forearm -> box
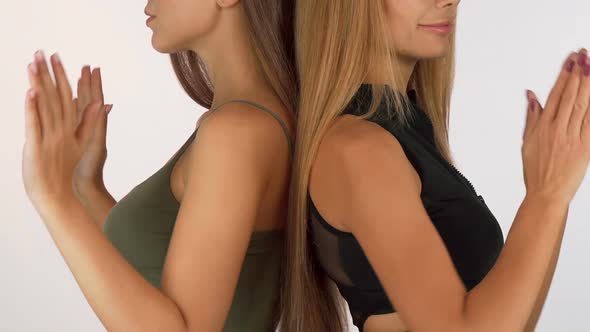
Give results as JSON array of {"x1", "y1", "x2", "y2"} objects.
[
  {"x1": 74, "y1": 182, "x2": 117, "y2": 230},
  {"x1": 522, "y1": 207, "x2": 568, "y2": 332},
  {"x1": 40, "y1": 194, "x2": 187, "y2": 332},
  {"x1": 460, "y1": 194, "x2": 569, "y2": 332}
]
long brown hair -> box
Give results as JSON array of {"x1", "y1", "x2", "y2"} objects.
[
  {"x1": 169, "y1": 1, "x2": 297, "y2": 329},
  {"x1": 169, "y1": 0, "x2": 298, "y2": 115},
  {"x1": 279, "y1": 1, "x2": 458, "y2": 331}
]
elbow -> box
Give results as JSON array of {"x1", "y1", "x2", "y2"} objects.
[
  {"x1": 144, "y1": 306, "x2": 189, "y2": 332},
  {"x1": 412, "y1": 294, "x2": 524, "y2": 332},
  {"x1": 441, "y1": 298, "x2": 521, "y2": 332},
  {"x1": 450, "y1": 321, "x2": 522, "y2": 332},
  {"x1": 450, "y1": 311, "x2": 523, "y2": 332},
  {"x1": 177, "y1": 317, "x2": 219, "y2": 332},
  {"x1": 143, "y1": 319, "x2": 187, "y2": 332}
]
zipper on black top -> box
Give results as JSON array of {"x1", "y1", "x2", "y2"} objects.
[
  {"x1": 413, "y1": 108, "x2": 485, "y2": 203},
  {"x1": 447, "y1": 161, "x2": 484, "y2": 202}
]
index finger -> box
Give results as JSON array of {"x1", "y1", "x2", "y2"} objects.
[
  {"x1": 541, "y1": 51, "x2": 578, "y2": 124},
  {"x1": 90, "y1": 67, "x2": 104, "y2": 104},
  {"x1": 78, "y1": 65, "x2": 92, "y2": 112},
  {"x1": 49, "y1": 53, "x2": 76, "y2": 127}
]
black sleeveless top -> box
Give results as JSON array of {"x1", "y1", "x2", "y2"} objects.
[{"x1": 308, "y1": 84, "x2": 505, "y2": 331}]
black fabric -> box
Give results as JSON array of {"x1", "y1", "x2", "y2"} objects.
[{"x1": 308, "y1": 84, "x2": 505, "y2": 331}]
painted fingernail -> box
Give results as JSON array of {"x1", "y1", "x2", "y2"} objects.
[
  {"x1": 529, "y1": 99, "x2": 536, "y2": 112},
  {"x1": 52, "y1": 53, "x2": 61, "y2": 64},
  {"x1": 578, "y1": 49, "x2": 587, "y2": 66},
  {"x1": 566, "y1": 59, "x2": 575, "y2": 72},
  {"x1": 584, "y1": 64, "x2": 590, "y2": 77},
  {"x1": 34, "y1": 50, "x2": 44, "y2": 62},
  {"x1": 28, "y1": 62, "x2": 38, "y2": 75}
]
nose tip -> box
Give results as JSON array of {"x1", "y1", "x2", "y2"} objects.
[{"x1": 438, "y1": 0, "x2": 460, "y2": 7}]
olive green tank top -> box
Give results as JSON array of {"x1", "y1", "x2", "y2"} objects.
[{"x1": 103, "y1": 100, "x2": 293, "y2": 331}]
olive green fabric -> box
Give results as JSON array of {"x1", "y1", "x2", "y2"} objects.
[{"x1": 103, "y1": 100, "x2": 293, "y2": 331}]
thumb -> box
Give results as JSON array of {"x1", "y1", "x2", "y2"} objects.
[
  {"x1": 523, "y1": 89, "x2": 541, "y2": 142},
  {"x1": 76, "y1": 102, "x2": 102, "y2": 145}
]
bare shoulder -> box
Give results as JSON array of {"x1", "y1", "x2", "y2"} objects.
[
  {"x1": 309, "y1": 114, "x2": 422, "y2": 232},
  {"x1": 189, "y1": 101, "x2": 292, "y2": 179},
  {"x1": 311, "y1": 117, "x2": 468, "y2": 332},
  {"x1": 199, "y1": 101, "x2": 293, "y2": 151}
]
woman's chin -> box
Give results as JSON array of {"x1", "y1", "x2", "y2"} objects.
[
  {"x1": 419, "y1": 46, "x2": 451, "y2": 60},
  {"x1": 150, "y1": 37, "x2": 177, "y2": 54}
]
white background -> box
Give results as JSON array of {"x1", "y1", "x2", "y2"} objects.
[{"x1": 2, "y1": 0, "x2": 589, "y2": 331}]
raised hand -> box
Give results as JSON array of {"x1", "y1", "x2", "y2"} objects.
[
  {"x1": 522, "y1": 48, "x2": 590, "y2": 206},
  {"x1": 23, "y1": 50, "x2": 103, "y2": 210},
  {"x1": 72, "y1": 65, "x2": 113, "y2": 194}
]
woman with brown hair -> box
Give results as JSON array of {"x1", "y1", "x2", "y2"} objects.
[
  {"x1": 280, "y1": 0, "x2": 590, "y2": 331},
  {"x1": 22, "y1": 0, "x2": 296, "y2": 331}
]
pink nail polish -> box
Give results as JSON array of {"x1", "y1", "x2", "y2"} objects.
[
  {"x1": 578, "y1": 49, "x2": 588, "y2": 66},
  {"x1": 566, "y1": 59, "x2": 575, "y2": 72},
  {"x1": 584, "y1": 64, "x2": 590, "y2": 77},
  {"x1": 529, "y1": 100, "x2": 535, "y2": 112},
  {"x1": 35, "y1": 50, "x2": 44, "y2": 61},
  {"x1": 29, "y1": 62, "x2": 38, "y2": 74},
  {"x1": 52, "y1": 53, "x2": 61, "y2": 64}
]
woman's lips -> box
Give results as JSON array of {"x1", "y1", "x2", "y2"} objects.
[
  {"x1": 418, "y1": 24, "x2": 453, "y2": 34},
  {"x1": 146, "y1": 16, "x2": 156, "y2": 26}
]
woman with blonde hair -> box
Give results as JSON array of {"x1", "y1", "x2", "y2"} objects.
[
  {"x1": 22, "y1": 0, "x2": 296, "y2": 330},
  {"x1": 280, "y1": 0, "x2": 590, "y2": 331}
]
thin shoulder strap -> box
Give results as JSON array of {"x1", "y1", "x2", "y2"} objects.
[{"x1": 209, "y1": 99, "x2": 294, "y2": 156}]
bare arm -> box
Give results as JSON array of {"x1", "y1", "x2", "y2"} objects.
[
  {"x1": 38, "y1": 103, "x2": 286, "y2": 331},
  {"x1": 71, "y1": 107, "x2": 215, "y2": 229},
  {"x1": 74, "y1": 183, "x2": 117, "y2": 230},
  {"x1": 522, "y1": 208, "x2": 568, "y2": 332},
  {"x1": 461, "y1": 193, "x2": 568, "y2": 332},
  {"x1": 311, "y1": 117, "x2": 570, "y2": 332}
]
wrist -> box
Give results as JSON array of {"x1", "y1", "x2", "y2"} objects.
[
  {"x1": 36, "y1": 188, "x2": 80, "y2": 224},
  {"x1": 523, "y1": 192, "x2": 570, "y2": 214},
  {"x1": 74, "y1": 180, "x2": 109, "y2": 201}
]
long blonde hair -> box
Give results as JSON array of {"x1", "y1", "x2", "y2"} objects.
[{"x1": 279, "y1": 1, "x2": 457, "y2": 331}]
